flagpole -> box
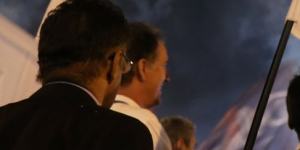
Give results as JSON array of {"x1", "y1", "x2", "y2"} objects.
[{"x1": 243, "y1": 20, "x2": 294, "y2": 150}]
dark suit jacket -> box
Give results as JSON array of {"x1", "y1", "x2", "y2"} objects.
[{"x1": 0, "y1": 83, "x2": 153, "y2": 150}]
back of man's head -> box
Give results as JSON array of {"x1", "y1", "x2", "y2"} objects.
[
  {"x1": 38, "y1": 0, "x2": 129, "y2": 85},
  {"x1": 287, "y1": 75, "x2": 300, "y2": 139},
  {"x1": 160, "y1": 116, "x2": 196, "y2": 150},
  {"x1": 120, "y1": 22, "x2": 162, "y2": 86}
]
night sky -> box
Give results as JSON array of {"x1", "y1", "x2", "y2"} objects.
[{"x1": 1, "y1": 0, "x2": 300, "y2": 144}]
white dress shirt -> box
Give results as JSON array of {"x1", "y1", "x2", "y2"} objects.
[{"x1": 111, "y1": 94, "x2": 172, "y2": 150}]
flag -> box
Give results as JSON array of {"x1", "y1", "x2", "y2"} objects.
[
  {"x1": 287, "y1": 0, "x2": 300, "y2": 39},
  {"x1": 0, "y1": 15, "x2": 40, "y2": 106},
  {"x1": 0, "y1": 0, "x2": 64, "y2": 105},
  {"x1": 199, "y1": 63, "x2": 298, "y2": 150}
]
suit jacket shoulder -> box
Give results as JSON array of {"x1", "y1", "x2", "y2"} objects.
[{"x1": 0, "y1": 83, "x2": 153, "y2": 150}]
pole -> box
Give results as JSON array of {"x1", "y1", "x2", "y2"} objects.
[{"x1": 244, "y1": 20, "x2": 294, "y2": 150}]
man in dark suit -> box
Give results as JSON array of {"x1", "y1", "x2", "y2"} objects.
[{"x1": 0, "y1": 0, "x2": 153, "y2": 149}]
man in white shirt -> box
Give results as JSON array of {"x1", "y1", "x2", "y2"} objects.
[{"x1": 111, "y1": 22, "x2": 172, "y2": 150}]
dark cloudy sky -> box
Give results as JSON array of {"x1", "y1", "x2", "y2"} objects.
[{"x1": 2, "y1": 0, "x2": 300, "y2": 144}]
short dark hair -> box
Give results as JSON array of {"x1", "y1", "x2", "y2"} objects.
[
  {"x1": 120, "y1": 22, "x2": 162, "y2": 86},
  {"x1": 160, "y1": 116, "x2": 196, "y2": 147},
  {"x1": 287, "y1": 75, "x2": 300, "y2": 138},
  {"x1": 37, "y1": 0, "x2": 129, "y2": 85}
]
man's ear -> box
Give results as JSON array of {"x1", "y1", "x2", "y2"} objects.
[
  {"x1": 136, "y1": 58, "x2": 148, "y2": 82},
  {"x1": 106, "y1": 51, "x2": 122, "y2": 84},
  {"x1": 175, "y1": 138, "x2": 186, "y2": 150}
]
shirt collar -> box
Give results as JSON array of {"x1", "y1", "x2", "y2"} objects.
[
  {"x1": 46, "y1": 81, "x2": 101, "y2": 106},
  {"x1": 115, "y1": 94, "x2": 141, "y2": 108}
]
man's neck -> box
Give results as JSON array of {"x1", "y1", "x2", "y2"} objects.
[
  {"x1": 86, "y1": 78, "x2": 108, "y2": 107},
  {"x1": 118, "y1": 87, "x2": 147, "y2": 108},
  {"x1": 47, "y1": 81, "x2": 101, "y2": 106}
]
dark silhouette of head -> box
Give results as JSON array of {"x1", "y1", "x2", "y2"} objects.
[
  {"x1": 161, "y1": 116, "x2": 197, "y2": 150},
  {"x1": 37, "y1": 0, "x2": 129, "y2": 86},
  {"x1": 287, "y1": 75, "x2": 300, "y2": 140}
]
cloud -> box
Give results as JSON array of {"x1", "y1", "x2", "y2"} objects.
[
  {"x1": 0, "y1": 0, "x2": 49, "y2": 35},
  {"x1": 114, "y1": 0, "x2": 173, "y2": 23}
]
